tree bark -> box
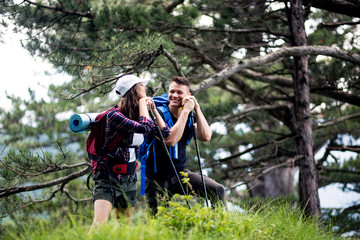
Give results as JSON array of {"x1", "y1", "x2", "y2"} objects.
[{"x1": 288, "y1": 0, "x2": 321, "y2": 218}]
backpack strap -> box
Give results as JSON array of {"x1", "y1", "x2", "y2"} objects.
[
  {"x1": 99, "y1": 107, "x2": 126, "y2": 154},
  {"x1": 139, "y1": 134, "x2": 154, "y2": 195},
  {"x1": 86, "y1": 109, "x2": 111, "y2": 157},
  {"x1": 157, "y1": 105, "x2": 178, "y2": 159}
]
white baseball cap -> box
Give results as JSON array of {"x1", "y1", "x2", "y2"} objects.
[{"x1": 114, "y1": 74, "x2": 149, "y2": 97}]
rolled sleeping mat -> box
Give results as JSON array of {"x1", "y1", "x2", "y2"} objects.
[{"x1": 69, "y1": 113, "x2": 99, "y2": 133}]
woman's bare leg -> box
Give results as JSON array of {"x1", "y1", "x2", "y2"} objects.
[{"x1": 89, "y1": 199, "x2": 113, "y2": 233}]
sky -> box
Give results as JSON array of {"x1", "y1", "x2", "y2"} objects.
[
  {"x1": 0, "y1": 27, "x2": 72, "y2": 111},
  {"x1": 1, "y1": 25, "x2": 359, "y2": 209}
]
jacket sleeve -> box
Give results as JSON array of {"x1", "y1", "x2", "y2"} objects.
[{"x1": 107, "y1": 110, "x2": 155, "y2": 134}]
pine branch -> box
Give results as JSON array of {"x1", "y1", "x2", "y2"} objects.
[
  {"x1": 314, "y1": 113, "x2": 360, "y2": 130},
  {"x1": 239, "y1": 68, "x2": 360, "y2": 107},
  {"x1": 0, "y1": 137, "x2": 18, "y2": 156},
  {"x1": 162, "y1": 48, "x2": 185, "y2": 77},
  {"x1": 164, "y1": 0, "x2": 185, "y2": 13},
  {"x1": 207, "y1": 133, "x2": 296, "y2": 168},
  {"x1": 343, "y1": 203, "x2": 360, "y2": 213},
  {"x1": 0, "y1": 139, "x2": 89, "y2": 178},
  {"x1": 322, "y1": 166, "x2": 360, "y2": 175},
  {"x1": 23, "y1": 0, "x2": 93, "y2": 18},
  {"x1": 222, "y1": 155, "x2": 303, "y2": 181},
  {"x1": 0, "y1": 166, "x2": 91, "y2": 198},
  {"x1": 65, "y1": 46, "x2": 164, "y2": 99},
  {"x1": 172, "y1": 37, "x2": 262, "y2": 103},
  {"x1": 24, "y1": 162, "x2": 91, "y2": 177},
  {"x1": 62, "y1": 188, "x2": 92, "y2": 203},
  {"x1": 64, "y1": 74, "x2": 120, "y2": 100},
  {"x1": 318, "y1": 175, "x2": 336, "y2": 187},
  {"x1": 211, "y1": 104, "x2": 288, "y2": 123},
  {"x1": 1, "y1": 185, "x2": 91, "y2": 217},
  {"x1": 230, "y1": 153, "x2": 278, "y2": 171},
  {"x1": 231, "y1": 156, "x2": 302, "y2": 185},
  {"x1": 191, "y1": 46, "x2": 360, "y2": 95},
  {"x1": 174, "y1": 25, "x2": 269, "y2": 34},
  {"x1": 1, "y1": 189, "x2": 61, "y2": 217},
  {"x1": 303, "y1": 0, "x2": 360, "y2": 17},
  {"x1": 238, "y1": 68, "x2": 293, "y2": 87},
  {"x1": 345, "y1": 0, "x2": 360, "y2": 6},
  {"x1": 320, "y1": 21, "x2": 360, "y2": 28},
  {"x1": 226, "y1": 181, "x2": 247, "y2": 191},
  {"x1": 50, "y1": 44, "x2": 107, "y2": 52},
  {"x1": 327, "y1": 144, "x2": 360, "y2": 153},
  {"x1": 175, "y1": 37, "x2": 360, "y2": 108},
  {"x1": 262, "y1": 156, "x2": 300, "y2": 174},
  {"x1": 316, "y1": 148, "x2": 331, "y2": 167}
]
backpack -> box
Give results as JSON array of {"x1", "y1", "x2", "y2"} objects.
[
  {"x1": 86, "y1": 106, "x2": 137, "y2": 176},
  {"x1": 138, "y1": 94, "x2": 193, "y2": 195}
]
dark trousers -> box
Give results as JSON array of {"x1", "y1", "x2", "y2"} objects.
[{"x1": 145, "y1": 169, "x2": 226, "y2": 215}]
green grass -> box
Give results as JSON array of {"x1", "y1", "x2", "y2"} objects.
[{"x1": 2, "y1": 196, "x2": 340, "y2": 240}]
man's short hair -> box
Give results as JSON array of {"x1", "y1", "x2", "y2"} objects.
[{"x1": 171, "y1": 76, "x2": 190, "y2": 88}]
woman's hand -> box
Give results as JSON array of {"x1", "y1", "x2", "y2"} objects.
[{"x1": 139, "y1": 97, "x2": 155, "y2": 110}]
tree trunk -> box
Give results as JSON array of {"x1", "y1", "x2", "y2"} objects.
[
  {"x1": 264, "y1": 165, "x2": 297, "y2": 197},
  {"x1": 288, "y1": 0, "x2": 321, "y2": 218},
  {"x1": 245, "y1": 1, "x2": 297, "y2": 199},
  {"x1": 248, "y1": 166, "x2": 297, "y2": 198}
]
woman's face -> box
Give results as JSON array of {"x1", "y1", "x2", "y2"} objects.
[{"x1": 136, "y1": 83, "x2": 147, "y2": 99}]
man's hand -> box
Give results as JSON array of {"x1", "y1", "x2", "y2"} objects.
[{"x1": 182, "y1": 96, "x2": 196, "y2": 112}]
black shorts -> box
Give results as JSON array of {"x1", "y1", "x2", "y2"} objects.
[{"x1": 93, "y1": 173, "x2": 137, "y2": 208}]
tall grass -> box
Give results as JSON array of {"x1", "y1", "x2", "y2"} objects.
[{"x1": 2, "y1": 196, "x2": 339, "y2": 240}]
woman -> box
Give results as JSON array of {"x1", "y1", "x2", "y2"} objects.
[{"x1": 89, "y1": 74, "x2": 169, "y2": 230}]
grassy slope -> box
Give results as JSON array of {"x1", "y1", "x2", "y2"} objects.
[{"x1": 3, "y1": 198, "x2": 339, "y2": 240}]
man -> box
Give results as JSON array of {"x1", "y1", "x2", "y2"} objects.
[{"x1": 145, "y1": 76, "x2": 225, "y2": 215}]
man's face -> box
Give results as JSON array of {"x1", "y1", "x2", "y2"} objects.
[{"x1": 168, "y1": 81, "x2": 191, "y2": 108}]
